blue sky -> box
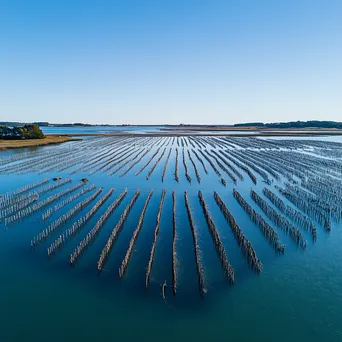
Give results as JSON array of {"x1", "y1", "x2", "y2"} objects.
[{"x1": 1, "y1": 0, "x2": 341, "y2": 124}]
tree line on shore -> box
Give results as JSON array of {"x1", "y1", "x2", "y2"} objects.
[
  {"x1": 0, "y1": 124, "x2": 45, "y2": 140},
  {"x1": 234, "y1": 120, "x2": 342, "y2": 129}
]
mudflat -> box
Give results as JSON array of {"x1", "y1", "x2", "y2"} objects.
[{"x1": 0, "y1": 135, "x2": 80, "y2": 150}]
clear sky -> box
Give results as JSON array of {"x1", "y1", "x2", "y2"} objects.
[{"x1": 1, "y1": 0, "x2": 341, "y2": 125}]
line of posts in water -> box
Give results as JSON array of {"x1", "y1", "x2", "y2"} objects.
[
  {"x1": 233, "y1": 189, "x2": 285, "y2": 253},
  {"x1": 184, "y1": 191, "x2": 206, "y2": 296},
  {"x1": 47, "y1": 188, "x2": 114, "y2": 257},
  {"x1": 5, "y1": 179, "x2": 78, "y2": 225},
  {"x1": 98, "y1": 189, "x2": 141, "y2": 272},
  {"x1": 199, "y1": 191, "x2": 235, "y2": 283},
  {"x1": 146, "y1": 190, "x2": 166, "y2": 289},
  {"x1": 119, "y1": 190, "x2": 153, "y2": 278},
  {"x1": 32, "y1": 187, "x2": 103, "y2": 247},
  {"x1": 263, "y1": 187, "x2": 317, "y2": 241},
  {"x1": 69, "y1": 188, "x2": 128, "y2": 265},
  {"x1": 42, "y1": 184, "x2": 96, "y2": 221},
  {"x1": 250, "y1": 189, "x2": 306, "y2": 249},
  {"x1": 146, "y1": 148, "x2": 167, "y2": 180},
  {"x1": 161, "y1": 148, "x2": 172, "y2": 182},
  {"x1": 171, "y1": 191, "x2": 177, "y2": 295},
  {"x1": 214, "y1": 191, "x2": 262, "y2": 273}
]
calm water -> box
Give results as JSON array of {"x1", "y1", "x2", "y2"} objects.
[
  {"x1": 41, "y1": 125, "x2": 342, "y2": 137},
  {"x1": 41, "y1": 125, "x2": 164, "y2": 135},
  {"x1": 261, "y1": 135, "x2": 342, "y2": 143},
  {"x1": 1, "y1": 137, "x2": 342, "y2": 342},
  {"x1": 41, "y1": 125, "x2": 260, "y2": 135}
]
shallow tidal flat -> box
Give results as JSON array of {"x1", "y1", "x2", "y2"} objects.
[
  {"x1": 1, "y1": 135, "x2": 342, "y2": 341},
  {"x1": 0, "y1": 135, "x2": 78, "y2": 150}
]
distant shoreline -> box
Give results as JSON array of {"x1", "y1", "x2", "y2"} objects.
[
  {"x1": 3, "y1": 120, "x2": 342, "y2": 131},
  {"x1": 68, "y1": 131, "x2": 342, "y2": 137},
  {"x1": 1, "y1": 130, "x2": 342, "y2": 150},
  {"x1": 161, "y1": 126, "x2": 342, "y2": 132}
]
